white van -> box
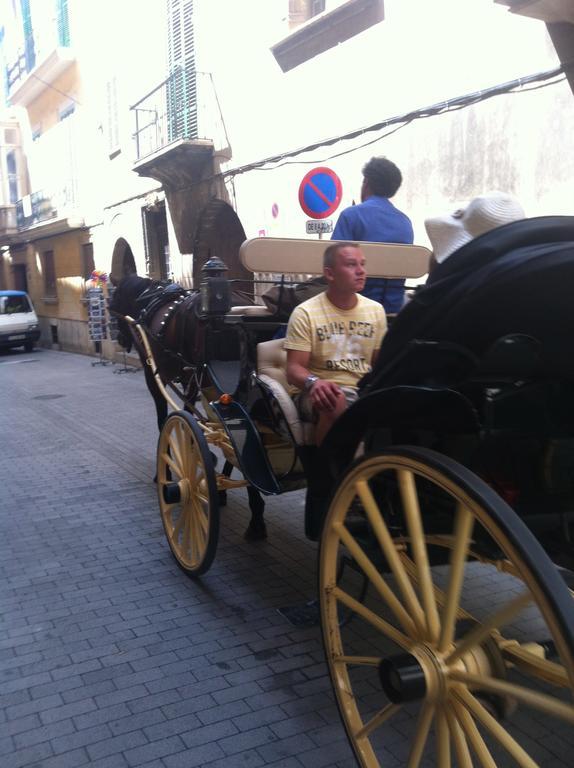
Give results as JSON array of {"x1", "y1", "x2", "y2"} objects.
[{"x1": 0, "y1": 291, "x2": 41, "y2": 352}]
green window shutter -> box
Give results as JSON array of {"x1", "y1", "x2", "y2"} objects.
[
  {"x1": 166, "y1": 0, "x2": 197, "y2": 141},
  {"x1": 56, "y1": 0, "x2": 70, "y2": 47},
  {"x1": 20, "y1": 0, "x2": 35, "y2": 71}
]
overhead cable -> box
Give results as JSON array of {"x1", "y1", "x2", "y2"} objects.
[{"x1": 221, "y1": 64, "x2": 566, "y2": 178}]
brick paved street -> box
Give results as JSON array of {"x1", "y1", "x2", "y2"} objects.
[
  {"x1": 0, "y1": 347, "x2": 357, "y2": 768},
  {"x1": 0, "y1": 347, "x2": 571, "y2": 768}
]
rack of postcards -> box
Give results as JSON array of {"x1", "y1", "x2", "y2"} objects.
[
  {"x1": 87, "y1": 287, "x2": 107, "y2": 342},
  {"x1": 87, "y1": 271, "x2": 111, "y2": 366}
]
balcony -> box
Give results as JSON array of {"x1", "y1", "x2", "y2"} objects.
[
  {"x1": 131, "y1": 68, "x2": 221, "y2": 188},
  {"x1": 8, "y1": 46, "x2": 75, "y2": 108},
  {"x1": 494, "y1": 1, "x2": 574, "y2": 94},
  {"x1": 271, "y1": 0, "x2": 385, "y2": 72},
  {"x1": 16, "y1": 183, "x2": 77, "y2": 229},
  {"x1": 12, "y1": 116, "x2": 83, "y2": 238},
  {"x1": 494, "y1": 0, "x2": 574, "y2": 23}
]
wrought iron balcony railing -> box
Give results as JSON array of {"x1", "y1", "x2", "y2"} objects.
[
  {"x1": 6, "y1": 51, "x2": 30, "y2": 91},
  {"x1": 131, "y1": 68, "x2": 226, "y2": 161},
  {"x1": 16, "y1": 182, "x2": 76, "y2": 229}
]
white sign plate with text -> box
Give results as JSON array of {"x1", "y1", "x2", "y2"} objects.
[{"x1": 306, "y1": 219, "x2": 333, "y2": 235}]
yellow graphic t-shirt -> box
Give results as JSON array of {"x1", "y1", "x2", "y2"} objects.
[{"x1": 284, "y1": 292, "x2": 387, "y2": 389}]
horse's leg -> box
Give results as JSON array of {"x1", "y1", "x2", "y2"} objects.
[
  {"x1": 245, "y1": 486, "x2": 267, "y2": 541},
  {"x1": 218, "y1": 460, "x2": 233, "y2": 507},
  {"x1": 143, "y1": 363, "x2": 168, "y2": 431},
  {"x1": 214, "y1": 461, "x2": 266, "y2": 539}
]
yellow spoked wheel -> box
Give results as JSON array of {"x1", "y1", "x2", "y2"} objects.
[
  {"x1": 319, "y1": 447, "x2": 574, "y2": 768},
  {"x1": 157, "y1": 411, "x2": 219, "y2": 577}
]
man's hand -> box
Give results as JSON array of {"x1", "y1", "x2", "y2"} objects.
[
  {"x1": 286, "y1": 348, "x2": 344, "y2": 411},
  {"x1": 309, "y1": 379, "x2": 345, "y2": 412}
]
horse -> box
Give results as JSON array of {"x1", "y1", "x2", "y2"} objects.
[{"x1": 109, "y1": 273, "x2": 267, "y2": 541}]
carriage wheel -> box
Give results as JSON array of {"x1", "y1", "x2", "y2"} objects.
[
  {"x1": 157, "y1": 411, "x2": 219, "y2": 577},
  {"x1": 319, "y1": 447, "x2": 574, "y2": 768}
]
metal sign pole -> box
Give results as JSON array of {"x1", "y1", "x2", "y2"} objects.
[
  {"x1": 92, "y1": 340, "x2": 111, "y2": 367},
  {"x1": 113, "y1": 348, "x2": 138, "y2": 374}
]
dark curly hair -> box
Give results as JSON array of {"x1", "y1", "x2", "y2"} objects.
[{"x1": 362, "y1": 156, "x2": 403, "y2": 198}]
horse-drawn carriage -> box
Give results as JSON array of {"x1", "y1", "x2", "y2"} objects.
[{"x1": 113, "y1": 217, "x2": 574, "y2": 768}]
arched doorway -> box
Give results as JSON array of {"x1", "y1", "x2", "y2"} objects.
[
  {"x1": 110, "y1": 238, "x2": 137, "y2": 280},
  {"x1": 193, "y1": 199, "x2": 252, "y2": 293}
]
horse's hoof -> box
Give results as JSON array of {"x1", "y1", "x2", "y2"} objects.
[
  {"x1": 244, "y1": 522, "x2": 267, "y2": 542},
  {"x1": 218, "y1": 491, "x2": 227, "y2": 507}
]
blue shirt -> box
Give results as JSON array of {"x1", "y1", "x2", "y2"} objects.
[{"x1": 331, "y1": 196, "x2": 414, "y2": 313}]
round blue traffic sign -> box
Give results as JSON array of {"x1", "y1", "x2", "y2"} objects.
[{"x1": 298, "y1": 167, "x2": 343, "y2": 220}]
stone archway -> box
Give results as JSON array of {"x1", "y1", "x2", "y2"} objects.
[
  {"x1": 193, "y1": 199, "x2": 252, "y2": 292},
  {"x1": 110, "y1": 237, "x2": 138, "y2": 280}
]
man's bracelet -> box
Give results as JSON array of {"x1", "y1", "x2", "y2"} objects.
[{"x1": 304, "y1": 374, "x2": 320, "y2": 392}]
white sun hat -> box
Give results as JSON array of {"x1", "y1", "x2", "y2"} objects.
[
  {"x1": 425, "y1": 191, "x2": 526, "y2": 264},
  {"x1": 463, "y1": 191, "x2": 525, "y2": 237},
  {"x1": 424, "y1": 205, "x2": 472, "y2": 264}
]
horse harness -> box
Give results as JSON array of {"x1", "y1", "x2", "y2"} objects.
[{"x1": 137, "y1": 283, "x2": 191, "y2": 344}]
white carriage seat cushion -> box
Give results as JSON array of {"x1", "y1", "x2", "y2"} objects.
[
  {"x1": 257, "y1": 338, "x2": 293, "y2": 393},
  {"x1": 256, "y1": 338, "x2": 313, "y2": 445},
  {"x1": 228, "y1": 305, "x2": 272, "y2": 316}
]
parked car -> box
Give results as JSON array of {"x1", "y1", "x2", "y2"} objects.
[{"x1": 0, "y1": 291, "x2": 41, "y2": 352}]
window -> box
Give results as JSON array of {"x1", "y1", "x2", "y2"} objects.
[
  {"x1": 6, "y1": 150, "x2": 18, "y2": 203},
  {"x1": 167, "y1": 0, "x2": 198, "y2": 141},
  {"x1": 21, "y1": 0, "x2": 36, "y2": 72},
  {"x1": 106, "y1": 77, "x2": 120, "y2": 155},
  {"x1": 59, "y1": 101, "x2": 75, "y2": 121},
  {"x1": 0, "y1": 294, "x2": 31, "y2": 314},
  {"x1": 311, "y1": 0, "x2": 326, "y2": 17},
  {"x1": 29, "y1": 0, "x2": 56, "y2": 63},
  {"x1": 57, "y1": 0, "x2": 71, "y2": 46},
  {"x1": 287, "y1": 0, "x2": 330, "y2": 27},
  {"x1": 42, "y1": 250, "x2": 57, "y2": 297},
  {"x1": 82, "y1": 243, "x2": 95, "y2": 280}
]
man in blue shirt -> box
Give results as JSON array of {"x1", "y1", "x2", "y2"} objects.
[{"x1": 331, "y1": 156, "x2": 414, "y2": 314}]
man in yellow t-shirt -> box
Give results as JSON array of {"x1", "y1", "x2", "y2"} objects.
[{"x1": 285, "y1": 241, "x2": 387, "y2": 445}]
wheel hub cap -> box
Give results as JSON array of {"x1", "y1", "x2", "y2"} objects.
[
  {"x1": 379, "y1": 652, "x2": 427, "y2": 703},
  {"x1": 162, "y1": 479, "x2": 190, "y2": 505}
]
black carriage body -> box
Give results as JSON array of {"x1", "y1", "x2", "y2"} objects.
[
  {"x1": 202, "y1": 311, "x2": 306, "y2": 496},
  {"x1": 323, "y1": 216, "x2": 574, "y2": 548}
]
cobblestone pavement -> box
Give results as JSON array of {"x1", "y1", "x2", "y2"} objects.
[
  {"x1": 0, "y1": 347, "x2": 355, "y2": 768},
  {"x1": 0, "y1": 347, "x2": 571, "y2": 768}
]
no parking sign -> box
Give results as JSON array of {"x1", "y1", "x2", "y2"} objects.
[{"x1": 298, "y1": 167, "x2": 342, "y2": 220}]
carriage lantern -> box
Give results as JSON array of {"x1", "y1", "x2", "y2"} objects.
[{"x1": 200, "y1": 255, "x2": 232, "y2": 315}]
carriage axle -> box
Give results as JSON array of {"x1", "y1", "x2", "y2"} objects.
[
  {"x1": 379, "y1": 652, "x2": 426, "y2": 704},
  {"x1": 163, "y1": 482, "x2": 184, "y2": 505}
]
